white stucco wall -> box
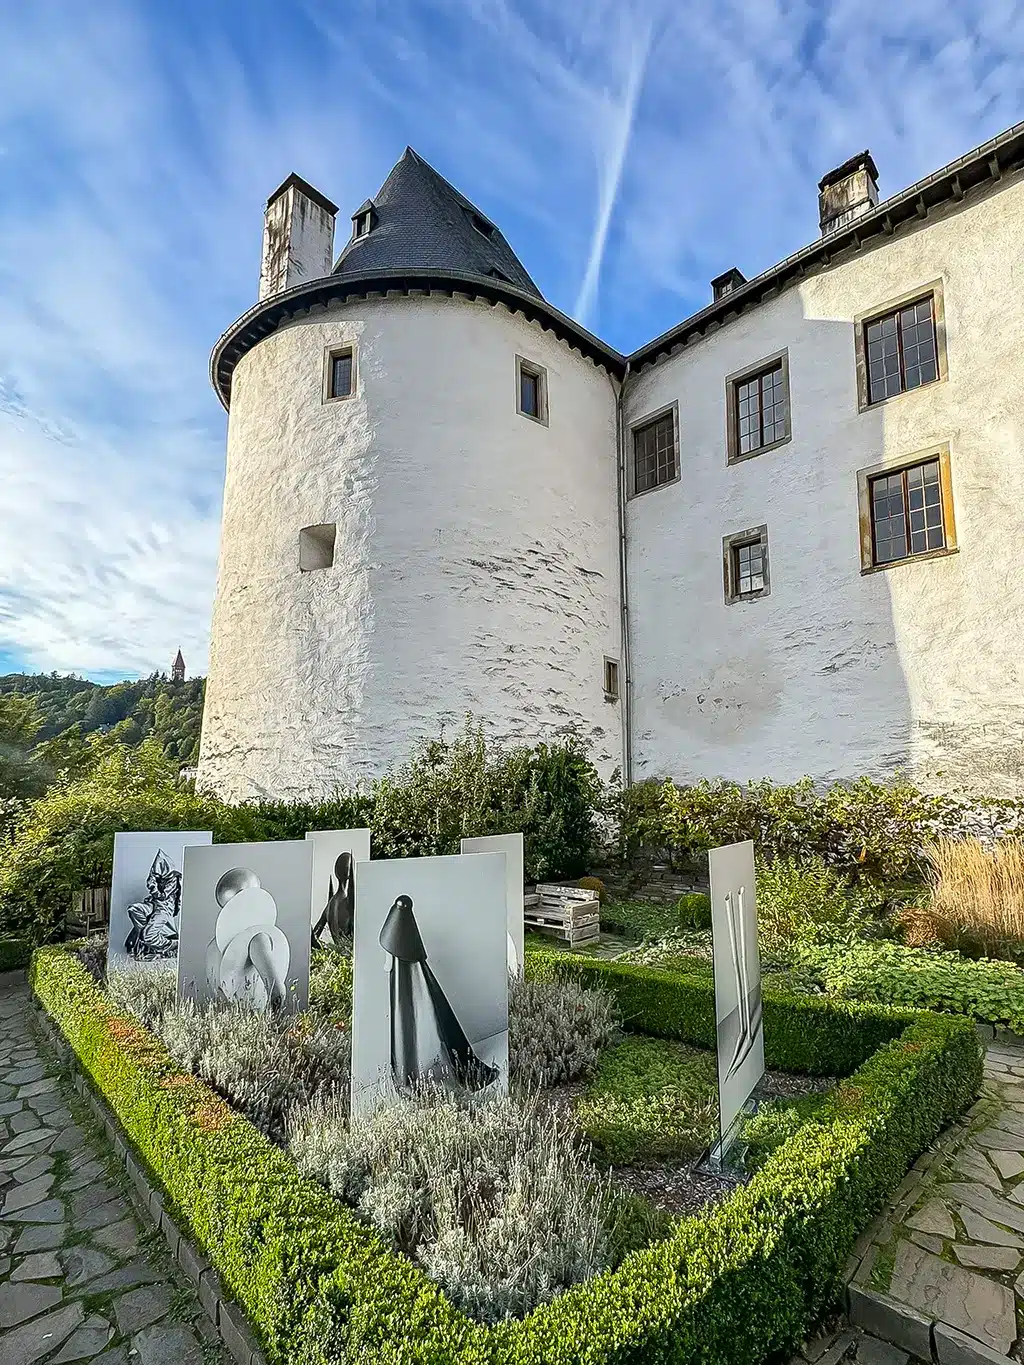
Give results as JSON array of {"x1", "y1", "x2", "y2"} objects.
[
  {"x1": 626, "y1": 173, "x2": 1024, "y2": 796},
  {"x1": 259, "y1": 185, "x2": 336, "y2": 301},
  {"x1": 198, "y1": 293, "x2": 622, "y2": 801}
]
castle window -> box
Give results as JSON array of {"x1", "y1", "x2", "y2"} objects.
[
  {"x1": 603, "y1": 658, "x2": 620, "y2": 701},
  {"x1": 855, "y1": 281, "x2": 946, "y2": 410},
  {"x1": 857, "y1": 446, "x2": 957, "y2": 571},
  {"x1": 726, "y1": 350, "x2": 790, "y2": 462},
  {"x1": 468, "y1": 211, "x2": 495, "y2": 238},
  {"x1": 723, "y1": 525, "x2": 770, "y2": 604},
  {"x1": 324, "y1": 345, "x2": 356, "y2": 402},
  {"x1": 355, "y1": 211, "x2": 373, "y2": 237},
  {"x1": 299, "y1": 524, "x2": 336, "y2": 572},
  {"x1": 631, "y1": 405, "x2": 679, "y2": 496},
  {"x1": 516, "y1": 356, "x2": 548, "y2": 424}
]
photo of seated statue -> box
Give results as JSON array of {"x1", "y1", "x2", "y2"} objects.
[{"x1": 124, "y1": 850, "x2": 182, "y2": 961}]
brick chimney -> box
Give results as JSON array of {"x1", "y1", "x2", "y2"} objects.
[
  {"x1": 818, "y1": 151, "x2": 879, "y2": 236},
  {"x1": 712, "y1": 267, "x2": 746, "y2": 301},
  {"x1": 259, "y1": 173, "x2": 338, "y2": 301}
]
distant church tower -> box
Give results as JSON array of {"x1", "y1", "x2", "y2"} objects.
[
  {"x1": 197, "y1": 155, "x2": 624, "y2": 802},
  {"x1": 172, "y1": 650, "x2": 185, "y2": 684}
]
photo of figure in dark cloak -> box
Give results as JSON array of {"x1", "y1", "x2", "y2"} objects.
[
  {"x1": 380, "y1": 894, "x2": 499, "y2": 1092},
  {"x1": 312, "y1": 851, "x2": 354, "y2": 950},
  {"x1": 124, "y1": 850, "x2": 182, "y2": 961}
]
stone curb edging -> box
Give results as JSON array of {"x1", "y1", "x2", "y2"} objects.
[{"x1": 31, "y1": 1000, "x2": 270, "y2": 1365}]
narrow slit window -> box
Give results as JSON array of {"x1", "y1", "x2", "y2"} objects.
[
  {"x1": 603, "y1": 658, "x2": 619, "y2": 700},
  {"x1": 330, "y1": 350, "x2": 353, "y2": 399},
  {"x1": 299, "y1": 524, "x2": 336, "y2": 572},
  {"x1": 516, "y1": 357, "x2": 547, "y2": 424}
]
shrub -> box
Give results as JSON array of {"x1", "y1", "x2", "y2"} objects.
[
  {"x1": 797, "y1": 939, "x2": 1024, "y2": 1031},
  {"x1": 756, "y1": 855, "x2": 876, "y2": 951},
  {"x1": 577, "y1": 876, "x2": 606, "y2": 903},
  {"x1": 611, "y1": 773, "x2": 1024, "y2": 886},
  {"x1": 508, "y1": 975, "x2": 618, "y2": 1090},
  {"x1": 923, "y1": 837, "x2": 1024, "y2": 959},
  {"x1": 308, "y1": 947, "x2": 353, "y2": 1018},
  {"x1": 289, "y1": 1086, "x2": 613, "y2": 1324},
  {"x1": 74, "y1": 932, "x2": 108, "y2": 982},
  {"x1": 577, "y1": 1036, "x2": 718, "y2": 1164},
  {"x1": 0, "y1": 937, "x2": 32, "y2": 971},
  {"x1": 108, "y1": 966, "x2": 350, "y2": 1142},
  {"x1": 0, "y1": 745, "x2": 258, "y2": 942},
  {"x1": 676, "y1": 892, "x2": 711, "y2": 931},
  {"x1": 32, "y1": 942, "x2": 981, "y2": 1365}
]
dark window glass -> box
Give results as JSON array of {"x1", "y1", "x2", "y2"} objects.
[
  {"x1": 604, "y1": 659, "x2": 619, "y2": 698},
  {"x1": 732, "y1": 539, "x2": 766, "y2": 596},
  {"x1": 736, "y1": 362, "x2": 788, "y2": 455},
  {"x1": 865, "y1": 296, "x2": 938, "y2": 404},
  {"x1": 330, "y1": 350, "x2": 353, "y2": 399},
  {"x1": 633, "y1": 412, "x2": 677, "y2": 493},
  {"x1": 355, "y1": 213, "x2": 371, "y2": 237},
  {"x1": 520, "y1": 368, "x2": 539, "y2": 418},
  {"x1": 870, "y1": 459, "x2": 944, "y2": 564}
]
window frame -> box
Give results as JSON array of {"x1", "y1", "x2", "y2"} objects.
[
  {"x1": 603, "y1": 657, "x2": 620, "y2": 702},
  {"x1": 515, "y1": 355, "x2": 548, "y2": 426},
  {"x1": 628, "y1": 401, "x2": 680, "y2": 499},
  {"x1": 722, "y1": 524, "x2": 771, "y2": 604},
  {"x1": 725, "y1": 349, "x2": 791, "y2": 464},
  {"x1": 856, "y1": 444, "x2": 958, "y2": 573},
  {"x1": 323, "y1": 344, "x2": 358, "y2": 404},
  {"x1": 854, "y1": 279, "x2": 947, "y2": 412}
]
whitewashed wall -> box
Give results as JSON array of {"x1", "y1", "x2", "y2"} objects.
[
  {"x1": 198, "y1": 294, "x2": 622, "y2": 801},
  {"x1": 626, "y1": 174, "x2": 1024, "y2": 796}
]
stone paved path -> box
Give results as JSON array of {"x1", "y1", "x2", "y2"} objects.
[
  {"x1": 0, "y1": 982, "x2": 224, "y2": 1365},
  {"x1": 848, "y1": 1037, "x2": 1024, "y2": 1363}
]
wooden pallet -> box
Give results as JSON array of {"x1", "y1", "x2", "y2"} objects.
[
  {"x1": 67, "y1": 886, "x2": 110, "y2": 937},
  {"x1": 525, "y1": 884, "x2": 600, "y2": 944}
]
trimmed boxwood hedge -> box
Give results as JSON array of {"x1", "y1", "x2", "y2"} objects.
[{"x1": 31, "y1": 944, "x2": 981, "y2": 1365}]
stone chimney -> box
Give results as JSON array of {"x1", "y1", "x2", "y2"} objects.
[
  {"x1": 818, "y1": 151, "x2": 879, "y2": 236},
  {"x1": 259, "y1": 173, "x2": 339, "y2": 301},
  {"x1": 711, "y1": 267, "x2": 746, "y2": 302}
]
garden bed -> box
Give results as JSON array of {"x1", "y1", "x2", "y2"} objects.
[{"x1": 31, "y1": 944, "x2": 982, "y2": 1365}]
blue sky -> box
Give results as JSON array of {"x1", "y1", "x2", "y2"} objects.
[{"x1": 1, "y1": 0, "x2": 1022, "y2": 682}]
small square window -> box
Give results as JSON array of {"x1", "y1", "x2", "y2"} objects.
[
  {"x1": 299, "y1": 524, "x2": 336, "y2": 572},
  {"x1": 515, "y1": 356, "x2": 548, "y2": 425},
  {"x1": 723, "y1": 525, "x2": 770, "y2": 604},
  {"x1": 726, "y1": 351, "x2": 790, "y2": 463},
  {"x1": 857, "y1": 447, "x2": 957, "y2": 571},
  {"x1": 631, "y1": 406, "x2": 679, "y2": 495},
  {"x1": 603, "y1": 658, "x2": 619, "y2": 701},
  {"x1": 324, "y1": 345, "x2": 356, "y2": 402}
]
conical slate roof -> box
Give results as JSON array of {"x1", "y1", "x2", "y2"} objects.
[{"x1": 332, "y1": 148, "x2": 543, "y2": 300}]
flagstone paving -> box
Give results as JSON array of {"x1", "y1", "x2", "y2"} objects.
[
  {"x1": 847, "y1": 1037, "x2": 1024, "y2": 1363},
  {"x1": 0, "y1": 982, "x2": 223, "y2": 1365}
]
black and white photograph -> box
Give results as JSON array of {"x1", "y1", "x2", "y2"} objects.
[
  {"x1": 177, "y1": 840, "x2": 314, "y2": 1013},
  {"x1": 305, "y1": 828, "x2": 371, "y2": 949},
  {"x1": 351, "y1": 852, "x2": 508, "y2": 1117},
  {"x1": 106, "y1": 831, "x2": 212, "y2": 975},
  {"x1": 460, "y1": 833, "x2": 524, "y2": 978},
  {"x1": 709, "y1": 839, "x2": 764, "y2": 1151}
]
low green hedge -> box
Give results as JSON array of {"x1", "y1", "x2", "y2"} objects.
[
  {"x1": 32, "y1": 945, "x2": 981, "y2": 1365},
  {"x1": 528, "y1": 952, "x2": 912, "y2": 1075},
  {"x1": 0, "y1": 937, "x2": 32, "y2": 971}
]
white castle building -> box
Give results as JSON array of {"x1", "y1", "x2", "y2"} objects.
[{"x1": 198, "y1": 123, "x2": 1024, "y2": 802}]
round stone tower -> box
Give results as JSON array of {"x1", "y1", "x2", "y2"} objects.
[{"x1": 197, "y1": 152, "x2": 624, "y2": 801}]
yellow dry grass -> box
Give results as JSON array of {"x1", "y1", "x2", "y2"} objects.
[{"x1": 922, "y1": 837, "x2": 1024, "y2": 956}]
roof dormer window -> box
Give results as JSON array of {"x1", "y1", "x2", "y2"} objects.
[
  {"x1": 468, "y1": 211, "x2": 495, "y2": 239},
  {"x1": 486, "y1": 267, "x2": 511, "y2": 283},
  {"x1": 351, "y1": 202, "x2": 377, "y2": 239}
]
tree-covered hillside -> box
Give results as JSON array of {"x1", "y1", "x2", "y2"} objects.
[{"x1": 0, "y1": 672, "x2": 205, "y2": 772}]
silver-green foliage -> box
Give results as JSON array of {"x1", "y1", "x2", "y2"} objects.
[
  {"x1": 108, "y1": 967, "x2": 350, "y2": 1140},
  {"x1": 289, "y1": 1085, "x2": 612, "y2": 1324},
  {"x1": 508, "y1": 975, "x2": 618, "y2": 1090}
]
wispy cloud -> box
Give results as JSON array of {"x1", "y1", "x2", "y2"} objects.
[{"x1": 1, "y1": 0, "x2": 1023, "y2": 679}]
